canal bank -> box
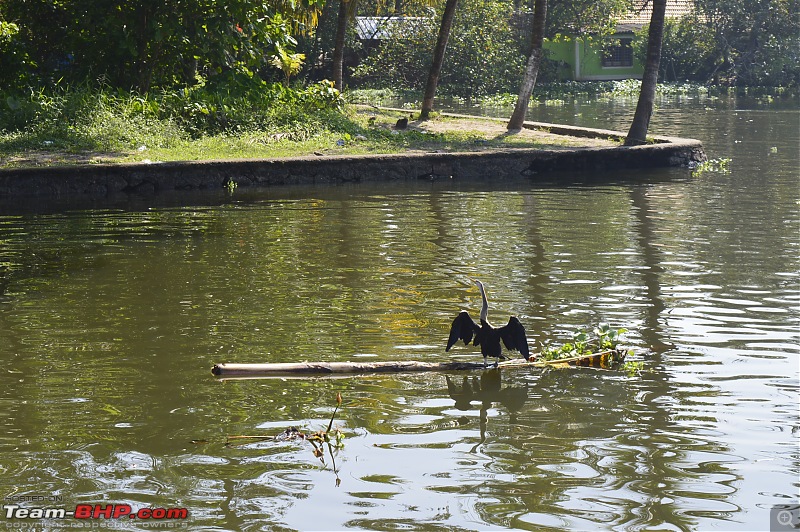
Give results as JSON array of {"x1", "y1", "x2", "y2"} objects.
[{"x1": 0, "y1": 115, "x2": 706, "y2": 197}]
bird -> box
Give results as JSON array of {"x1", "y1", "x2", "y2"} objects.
[
  {"x1": 395, "y1": 113, "x2": 413, "y2": 130},
  {"x1": 446, "y1": 278, "x2": 530, "y2": 366}
]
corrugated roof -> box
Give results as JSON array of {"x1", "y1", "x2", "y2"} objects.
[{"x1": 355, "y1": 17, "x2": 428, "y2": 40}]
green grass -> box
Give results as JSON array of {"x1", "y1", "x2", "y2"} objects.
[{"x1": 0, "y1": 90, "x2": 603, "y2": 168}]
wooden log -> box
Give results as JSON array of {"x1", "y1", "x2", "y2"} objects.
[
  {"x1": 211, "y1": 360, "x2": 486, "y2": 376},
  {"x1": 211, "y1": 350, "x2": 626, "y2": 377}
]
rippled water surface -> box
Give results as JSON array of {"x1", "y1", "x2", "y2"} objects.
[{"x1": 0, "y1": 96, "x2": 797, "y2": 531}]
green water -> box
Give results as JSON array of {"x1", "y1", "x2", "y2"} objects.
[{"x1": 0, "y1": 95, "x2": 798, "y2": 531}]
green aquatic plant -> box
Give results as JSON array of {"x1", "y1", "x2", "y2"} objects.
[
  {"x1": 692, "y1": 157, "x2": 731, "y2": 176},
  {"x1": 539, "y1": 323, "x2": 631, "y2": 362},
  {"x1": 621, "y1": 360, "x2": 646, "y2": 376}
]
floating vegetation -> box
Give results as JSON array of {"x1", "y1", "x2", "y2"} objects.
[
  {"x1": 226, "y1": 393, "x2": 346, "y2": 486},
  {"x1": 620, "y1": 360, "x2": 646, "y2": 376},
  {"x1": 539, "y1": 324, "x2": 633, "y2": 368},
  {"x1": 540, "y1": 323, "x2": 625, "y2": 360},
  {"x1": 691, "y1": 157, "x2": 732, "y2": 176},
  {"x1": 480, "y1": 92, "x2": 518, "y2": 108}
]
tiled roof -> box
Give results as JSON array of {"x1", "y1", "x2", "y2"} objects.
[{"x1": 617, "y1": 0, "x2": 695, "y2": 27}]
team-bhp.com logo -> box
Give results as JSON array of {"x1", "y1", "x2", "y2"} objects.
[{"x1": 3, "y1": 503, "x2": 188, "y2": 525}]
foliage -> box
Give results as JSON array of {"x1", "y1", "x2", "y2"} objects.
[
  {"x1": 0, "y1": 1, "x2": 319, "y2": 92},
  {"x1": 540, "y1": 323, "x2": 630, "y2": 361},
  {"x1": 691, "y1": 157, "x2": 731, "y2": 176},
  {"x1": 545, "y1": 0, "x2": 631, "y2": 39},
  {"x1": 441, "y1": 0, "x2": 526, "y2": 98},
  {"x1": 302, "y1": 80, "x2": 347, "y2": 110},
  {"x1": 0, "y1": 80, "x2": 347, "y2": 159},
  {"x1": 635, "y1": 2, "x2": 800, "y2": 87},
  {"x1": 271, "y1": 46, "x2": 307, "y2": 86},
  {"x1": 621, "y1": 360, "x2": 645, "y2": 376},
  {"x1": 352, "y1": 0, "x2": 526, "y2": 99},
  {"x1": 351, "y1": 16, "x2": 435, "y2": 93},
  {"x1": 696, "y1": 0, "x2": 799, "y2": 86},
  {"x1": 0, "y1": 20, "x2": 30, "y2": 88},
  {"x1": 633, "y1": 15, "x2": 718, "y2": 83}
]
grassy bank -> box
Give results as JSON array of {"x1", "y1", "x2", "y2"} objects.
[{"x1": 0, "y1": 85, "x2": 617, "y2": 169}]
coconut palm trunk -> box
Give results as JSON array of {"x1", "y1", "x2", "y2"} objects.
[
  {"x1": 624, "y1": 0, "x2": 667, "y2": 145},
  {"x1": 332, "y1": 0, "x2": 351, "y2": 91},
  {"x1": 419, "y1": 0, "x2": 459, "y2": 120},
  {"x1": 507, "y1": 0, "x2": 547, "y2": 131}
]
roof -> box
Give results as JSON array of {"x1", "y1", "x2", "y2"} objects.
[
  {"x1": 616, "y1": 0, "x2": 696, "y2": 29},
  {"x1": 355, "y1": 16, "x2": 429, "y2": 40}
]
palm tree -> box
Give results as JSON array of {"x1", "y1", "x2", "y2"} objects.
[
  {"x1": 419, "y1": 0, "x2": 459, "y2": 120},
  {"x1": 507, "y1": 0, "x2": 547, "y2": 131},
  {"x1": 331, "y1": 0, "x2": 357, "y2": 90},
  {"x1": 625, "y1": 0, "x2": 667, "y2": 145}
]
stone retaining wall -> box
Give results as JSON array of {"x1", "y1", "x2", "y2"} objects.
[{"x1": 0, "y1": 121, "x2": 706, "y2": 198}]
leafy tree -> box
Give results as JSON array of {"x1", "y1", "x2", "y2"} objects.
[
  {"x1": 546, "y1": 0, "x2": 631, "y2": 40},
  {"x1": 0, "y1": 0, "x2": 323, "y2": 92},
  {"x1": 354, "y1": 0, "x2": 525, "y2": 98},
  {"x1": 0, "y1": 20, "x2": 30, "y2": 87},
  {"x1": 696, "y1": 0, "x2": 799, "y2": 85},
  {"x1": 350, "y1": 16, "x2": 435, "y2": 91},
  {"x1": 637, "y1": 0, "x2": 800, "y2": 86},
  {"x1": 633, "y1": 15, "x2": 718, "y2": 82}
]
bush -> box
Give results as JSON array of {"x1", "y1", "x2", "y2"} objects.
[
  {"x1": 0, "y1": 20, "x2": 32, "y2": 89},
  {"x1": 0, "y1": 79, "x2": 348, "y2": 154}
]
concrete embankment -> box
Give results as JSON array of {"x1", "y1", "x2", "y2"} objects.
[{"x1": 0, "y1": 118, "x2": 706, "y2": 198}]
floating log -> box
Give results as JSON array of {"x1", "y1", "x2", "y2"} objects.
[
  {"x1": 211, "y1": 350, "x2": 626, "y2": 377},
  {"x1": 212, "y1": 360, "x2": 485, "y2": 376}
]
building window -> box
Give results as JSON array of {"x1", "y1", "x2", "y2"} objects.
[{"x1": 602, "y1": 38, "x2": 633, "y2": 67}]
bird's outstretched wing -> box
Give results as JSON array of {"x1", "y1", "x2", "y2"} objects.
[
  {"x1": 446, "y1": 311, "x2": 480, "y2": 351},
  {"x1": 499, "y1": 316, "x2": 530, "y2": 360}
]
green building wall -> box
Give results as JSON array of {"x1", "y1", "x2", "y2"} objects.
[{"x1": 543, "y1": 35, "x2": 644, "y2": 81}]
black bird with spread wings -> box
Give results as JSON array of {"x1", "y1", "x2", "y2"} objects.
[{"x1": 446, "y1": 278, "x2": 530, "y2": 366}]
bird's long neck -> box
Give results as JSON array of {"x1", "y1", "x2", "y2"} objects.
[{"x1": 476, "y1": 281, "x2": 489, "y2": 322}]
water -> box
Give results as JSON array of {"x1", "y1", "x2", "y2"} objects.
[{"x1": 0, "y1": 95, "x2": 797, "y2": 531}]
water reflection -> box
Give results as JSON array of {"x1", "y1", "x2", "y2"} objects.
[
  {"x1": 446, "y1": 369, "x2": 529, "y2": 452},
  {"x1": 0, "y1": 98, "x2": 797, "y2": 530}
]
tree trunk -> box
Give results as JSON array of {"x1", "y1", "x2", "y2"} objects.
[
  {"x1": 507, "y1": 0, "x2": 547, "y2": 131},
  {"x1": 331, "y1": 0, "x2": 349, "y2": 91},
  {"x1": 211, "y1": 350, "x2": 626, "y2": 377},
  {"x1": 306, "y1": 0, "x2": 333, "y2": 82},
  {"x1": 624, "y1": 0, "x2": 667, "y2": 146},
  {"x1": 419, "y1": 0, "x2": 459, "y2": 120}
]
